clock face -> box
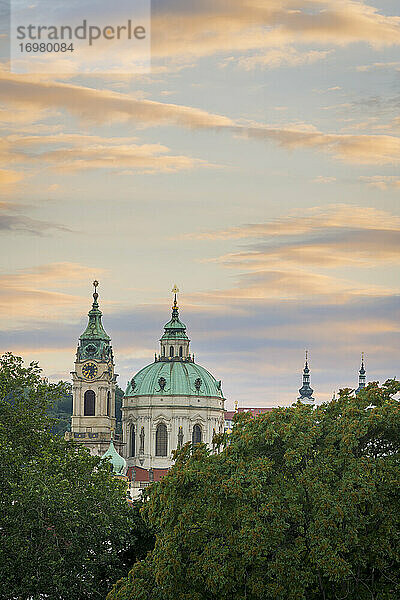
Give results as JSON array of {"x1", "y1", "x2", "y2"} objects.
[{"x1": 82, "y1": 362, "x2": 98, "y2": 380}]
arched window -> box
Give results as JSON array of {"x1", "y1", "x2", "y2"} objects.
[
  {"x1": 192, "y1": 424, "x2": 202, "y2": 445},
  {"x1": 107, "y1": 391, "x2": 110, "y2": 416},
  {"x1": 162, "y1": 346, "x2": 165, "y2": 356},
  {"x1": 84, "y1": 390, "x2": 95, "y2": 416},
  {"x1": 179, "y1": 346, "x2": 183, "y2": 357},
  {"x1": 130, "y1": 425, "x2": 135, "y2": 457},
  {"x1": 169, "y1": 346, "x2": 174, "y2": 357},
  {"x1": 156, "y1": 423, "x2": 168, "y2": 456}
]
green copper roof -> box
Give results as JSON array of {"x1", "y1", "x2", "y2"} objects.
[
  {"x1": 160, "y1": 304, "x2": 189, "y2": 341},
  {"x1": 77, "y1": 283, "x2": 113, "y2": 362},
  {"x1": 126, "y1": 360, "x2": 224, "y2": 398},
  {"x1": 80, "y1": 293, "x2": 110, "y2": 342},
  {"x1": 101, "y1": 438, "x2": 126, "y2": 475}
]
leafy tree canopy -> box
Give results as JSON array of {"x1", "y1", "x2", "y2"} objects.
[
  {"x1": 109, "y1": 380, "x2": 400, "y2": 600},
  {"x1": 0, "y1": 352, "x2": 153, "y2": 600}
]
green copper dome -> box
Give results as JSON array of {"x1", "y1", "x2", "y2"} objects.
[
  {"x1": 101, "y1": 438, "x2": 126, "y2": 475},
  {"x1": 126, "y1": 360, "x2": 224, "y2": 398},
  {"x1": 126, "y1": 288, "x2": 224, "y2": 399}
]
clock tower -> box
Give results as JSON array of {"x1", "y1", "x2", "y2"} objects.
[{"x1": 66, "y1": 281, "x2": 121, "y2": 455}]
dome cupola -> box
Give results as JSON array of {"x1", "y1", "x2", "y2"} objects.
[{"x1": 159, "y1": 285, "x2": 191, "y2": 360}]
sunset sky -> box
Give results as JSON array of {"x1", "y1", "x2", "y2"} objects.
[{"x1": 0, "y1": 0, "x2": 399, "y2": 407}]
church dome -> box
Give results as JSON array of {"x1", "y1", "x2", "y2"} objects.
[
  {"x1": 126, "y1": 360, "x2": 223, "y2": 398},
  {"x1": 126, "y1": 287, "x2": 224, "y2": 399}
]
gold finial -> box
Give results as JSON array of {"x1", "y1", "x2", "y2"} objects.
[
  {"x1": 171, "y1": 284, "x2": 179, "y2": 309},
  {"x1": 305, "y1": 349, "x2": 308, "y2": 361},
  {"x1": 234, "y1": 399, "x2": 238, "y2": 412},
  {"x1": 93, "y1": 280, "x2": 99, "y2": 302},
  {"x1": 361, "y1": 351, "x2": 364, "y2": 361}
]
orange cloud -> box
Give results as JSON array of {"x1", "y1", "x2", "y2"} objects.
[
  {"x1": 0, "y1": 263, "x2": 104, "y2": 326},
  {"x1": 150, "y1": 0, "x2": 400, "y2": 62},
  {"x1": 186, "y1": 205, "x2": 400, "y2": 240},
  {"x1": 1, "y1": 73, "x2": 399, "y2": 166},
  {"x1": 0, "y1": 169, "x2": 23, "y2": 185}
]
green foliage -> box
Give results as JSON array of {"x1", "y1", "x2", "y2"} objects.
[
  {"x1": 0, "y1": 353, "x2": 153, "y2": 600},
  {"x1": 47, "y1": 387, "x2": 73, "y2": 435},
  {"x1": 109, "y1": 380, "x2": 400, "y2": 600}
]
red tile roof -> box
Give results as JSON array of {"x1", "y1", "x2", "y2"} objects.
[
  {"x1": 224, "y1": 407, "x2": 274, "y2": 420},
  {"x1": 224, "y1": 411, "x2": 235, "y2": 420},
  {"x1": 153, "y1": 468, "x2": 169, "y2": 481},
  {"x1": 238, "y1": 407, "x2": 274, "y2": 416},
  {"x1": 127, "y1": 466, "x2": 169, "y2": 482}
]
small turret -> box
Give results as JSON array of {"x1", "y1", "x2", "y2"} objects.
[
  {"x1": 298, "y1": 350, "x2": 315, "y2": 405},
  {"x1": 101, "y1": 436, "x2": 127, "y2": 475},
  {"x1": 356, "y1": 353, "x2": 366, "y2": 394}
]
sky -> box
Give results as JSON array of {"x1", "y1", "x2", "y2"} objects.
[{"x1": 0, "y1": 0, "x2": 399, "y2": 408}]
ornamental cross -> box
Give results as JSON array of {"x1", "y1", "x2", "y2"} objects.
[
  {"x1": 171, "y1": 285, "x2": 179, "y2": 294},
  {"x1": 93, "y1": 280, "x2": 99, "y2": 292}
]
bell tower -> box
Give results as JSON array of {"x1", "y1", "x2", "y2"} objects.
[{"x1": 66, "y1": 281, "x2": 121, "y2": 455}]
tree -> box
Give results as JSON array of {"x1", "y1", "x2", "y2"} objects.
[
  {"x1": 108, "y1": 380, "x2": 400, "y2": 600},
  {"x1": 0, "y1": 353, "x2": 153, "y2": 600}
]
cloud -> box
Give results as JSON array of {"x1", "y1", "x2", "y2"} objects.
[
  {"x1": 227, "y1": 47, "x2": 331, "y2": 70},
  {"x1": 0, "y1": 201, "x2": 70, "y2": 236},
  {"x1": 241, "y1": 125, "x2": 400, "y2": 164},
  {"x1": 38, "y1": 142, "x2": 216, "y2": 174},
  {"x1": 0, "y1": 72, "x2": 233, "y2": 128},
  {"x1": 184, "y1": 205, "x2": 400, "y2": 301},
  {"x1": 0, "y1": 169, "x2": 23, "y2": 185},
  {"x1": 0, "y1": 263, "x2": 104, "y2": 326},
  {"x1": 186, "y1": 204, "x2": 400, "y2": 239},
  {"x1": 151, "y1": 0, "x2": 400, "y2": 63},
  {"x1": 356, "y1": 61, "x2": 400, "y2": 72},
  {"x1": 1, "y1": 73, "x2": 400, "y2": 166},
  {"x1": 359, "y1": 175, "x2": 400, "y2": 190},
  {"x1": 312, "y1": 176, "x2": 337, "y2": 183},
  {"x1": 1, "y1": 131, "x2": 218, "y2": 175}
]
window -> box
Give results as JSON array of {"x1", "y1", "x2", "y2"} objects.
[
  {"x1": 84, "y1": 390, "x2": 95, "y2": 416},
  {"x1": 156, "y1": 423, "x2": 168, "y2": 456},
  {"x1": 179, "y1": 346, "x2": 183, "y2": 357},
  {"x1": 192, "y1": 424, "x2": 202, "y2": 445},
  {"x1": 162, "y1": 346, "x2": 165, "y2": 356},
  {"x1": 130, "y1": 425, "x2": 135, "y2": 457},
  {"x1": 169, "y1": 346, "x2": 174, "y2": 357},
  {"x1": 107, "y1": 391, "x2": 110, "y2": 416}
]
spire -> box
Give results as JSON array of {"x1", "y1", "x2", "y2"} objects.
[
  {"x1": 160, "y1": 285, "x2": 189, "y2": 342},
  {"x1": 172, "y1": 284, "x2": 179, "y2": 314},
  {"x1": 77, "y1": 281, "x2": 112, "y2": 362},
  {"x1": 80, "y1": 281, "x2": 110, "y2": 342},
  {"x1": 158, "y1": 286, "x2": 191, "y2": 361},
  {"x1": 356, "y1": 352, "x2": 366, "y2": 394},
  {"x1": 298, "y1": 350, "x2": 315, "y2": 405}
]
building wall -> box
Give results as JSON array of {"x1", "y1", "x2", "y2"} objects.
[{"x1": 122, "y1": 393, "x2": 224, "y2": 469}]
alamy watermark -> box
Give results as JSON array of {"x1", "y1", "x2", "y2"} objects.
[{"x1": 10, "y1": 0, "x2": 151, "y2": 73}]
